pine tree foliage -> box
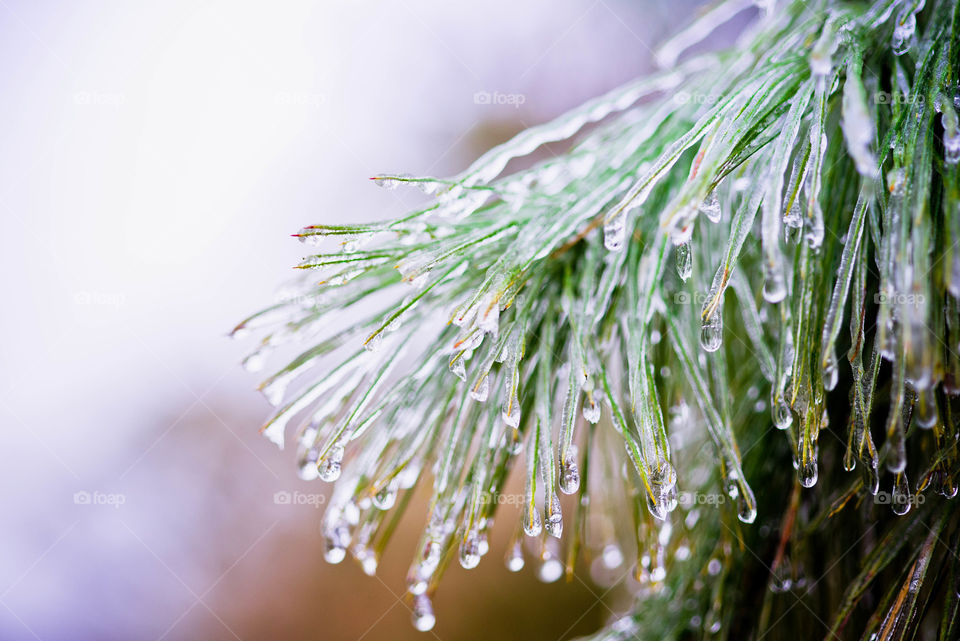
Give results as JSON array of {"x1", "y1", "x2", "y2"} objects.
[{"x1": 236, "y1": 1, "x2": 960, "y2": 638}]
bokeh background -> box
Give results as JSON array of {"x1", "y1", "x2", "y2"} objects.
[{"x1": 0, "y1": 1, "x2": 717, "y2": 639}]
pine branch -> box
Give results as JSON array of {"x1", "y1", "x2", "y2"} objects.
[{"x1": 236, "y1": 1, "x2": 960, "y2": 638}]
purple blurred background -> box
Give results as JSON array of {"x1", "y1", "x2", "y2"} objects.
[{"x1": 0, "y1": 1, "x2": 716, "y2": 639}]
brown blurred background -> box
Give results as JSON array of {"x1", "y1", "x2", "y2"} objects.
[{"x1": 0, "y1": 1, "x2": 716, "y2": 639}]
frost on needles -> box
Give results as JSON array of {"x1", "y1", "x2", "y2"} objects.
[{"x1": 235, "y1": 1, "x2": 960, "y2": 638}]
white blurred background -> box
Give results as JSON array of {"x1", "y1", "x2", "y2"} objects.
[{"x1": 0, "y1": 1, "x2": 712, "y2": 639}]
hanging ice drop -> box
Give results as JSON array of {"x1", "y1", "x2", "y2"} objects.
[
  {"x1": 559, "y1": 459, "x2": 581, "y2": 494},
  {"x1": 675, "y1": 241, "x2": 693, "y2": 281},
  {"x1": 412, "y1": 594, "x2": 436, "y2": 632}
]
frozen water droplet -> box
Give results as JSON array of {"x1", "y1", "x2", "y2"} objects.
[
  {"x1": 675, "y1": 241, "x2": 692, "y2": 281},
  {"x1": 892, "y1": 473, "x2": 912, "y2": 515},
  {"x1": 538, "y1": 557, "x2": 563, "y2": 583},
  {"x1": 544, "y1": 496, "x2": 563, "y2": 538},
  {"x1": 243, "y1": 348, "x2": 269, "y2": 372},
  {"x1": 823, "y1": 352, "x2": 839, "y2": 391},
  {"x1": 603, "y1": 209, "x2": 627, "y2": 251},
  {"x1": 318, "y1": 444, "x2": 345, "y2": 482},
  {"x1": 582, "y1": 396, "x2": 601, "y2": 423},
  {"x1": 506, "y1": 541, "x2": 524, "y2": 572},
  {"x1": 699, "y1": 191, "x2": 721, "y2": 223},
  {"x1": 373, "y1": 485, "x2": 397, "y2": 510},
  {"x1": 763, "y1": 267, "x2": 786, "y2": 303},
  {"x1": 942, "y1": 103, "x2": 960, "y2": 164},
  {"x1": 364, "y1": 331, "x2": 383, "y2": 353},
  {"x1": 459, "y1": 532, "x2": 482, "y2": 569},
  {"x1": 412, "y1": 594, "x2": 436, "y2": 632},
  {"x1": 915, "y1": 389, "x2": 938, "y2": 428},
  {"x1": 773, "y1": 398, "x2": 793, "y2": 429},
  {"x1": 502, "y1": 400, "x2": 521, "y2": 428},
  {"x1": 700, "y1": 308, "x2": 723, "y2": 352},
  {"x1": 892, "y1": 9, "x2": 916, "y2": 56},
  {"x1": 469, "y1": 376, "x2": 489, "y2": 402},
  {"x1": 324, "y1": 521, "x2": 350, "y2": 564},
  {"x1": 798, "y1": 459, "x2": 818, "y2": 488},
  {"x1": 602, "y1": 544, "x2": 623, "y2": 569},
  {"x1": 559, "y1": 459, "x2": 580, "y2": 494},
  {"x1": 449, "y1": 356, "x2": 466, "y2": 382}
]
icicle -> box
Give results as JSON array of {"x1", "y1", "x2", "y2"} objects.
[
  {"x1": 675, "y1": 241, "x2": 693, "y2": 281},
  {"x1": 892, "y1": 6, "x2": 917, "y2": 56},
  {"x1": 891, "y1": 471, "x2": 912, "y2": 515},
  {"x1": 506, "y1": 533, "x2": 525, "y2": 572},
  {"x1": 942, "y1": 100, "x2": 960, "y2": 165},
  {"x1": 318, "y1": 442, "x2": 346, "y2": 482},
  {"x1": 538, "y1": 539, "x2": 564, "y2": 583},
  {"x1": 700, "y1": 290, "x2": 724, "y2": 352},
  {"x1": 469, "y1": 375, "x2": 489, "y2": 402},
  {"x1": 915, "y1": 389, "x2": 937, "y2": 428},
  {"x1": 841, "y1": 57, "x2": 877, "y2": 176},
  {"x1": 603, "y1": 205, "x2": 633, "y2": 251},
  {"x1": 411, "y1": 594, "x2": 436, "y2": 632},
  {"x1": 699, "y1": 191, "x2": 722, "y2": 223}
]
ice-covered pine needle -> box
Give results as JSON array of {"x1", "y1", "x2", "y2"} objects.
[{"x1": 236, "y1": 1, "x2": 960, "y2": 638}]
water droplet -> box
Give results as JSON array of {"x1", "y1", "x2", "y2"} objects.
[
  {"x1": 373, "y1": 485, "x2": 397, "y2": 510},
  {"x1": 449, "y1": 356, "x2": 466, "y2": 382},
  {"x1": 823, "y1": 351, "x2": 839, "y2": 391},
  {"x1": 582, "y1": 395, "x2": 601, "y2": 423},
  {"x1": 915, "y1": 389, "x2": 938, "y2": 428},
  {"x1": 323, "y1": 519, "x2": 350, "y2": 564},
  {"x1": 364, "y1": 331, "x2": 383, "y2": 353},
  {"x1": 412, "y1": 594, "x2": 436, "y2": 632},
  {"x1": 675, "y1": 241, "x2": 692, "y2": 281},
  {"x1": 763, "y1": 267, "x2": 786, "y2": 303},
  {"x1": 699, "y1": 191, "x2": 721, "y2": 223},
  {"x1": 459, "y1": 532, "x2": 482, "y2": 569},
  {"x1": 544, "y1": 495, "x2": 563, "y2": 538},
  {"x1": 469, "y1": 376, "x2": 489, "y2": 402},
  {"x1": 318, "y1": 444, "x2": 345, "y2": 482},
  {"x1": 502, "y1": 399, "x2": 521, "y2": 428},
  {"x1": 602, "y1": 544, "x2": 624, "y2": 569},
  {"x1": 559, "y1": 459, "x2": 580, "y2": 494},
  {"x1": 506, "y1": 541, "x2": 524, "y2": 572},
  {"x1": 892, "y1": 472, "x2": 912, "y2": 515},
  {"x1": 603, "y1": 208, "x2": 628, "y2": 251},
  {"x1": 700, "y1": 307, "x2": 723, "y2": 352},
  {"x1": 538, "y1": 556, "x2": 564, "y2": 583},
  {"x1": 243, "y1": 348, "x2": 269, "y2": 372},
  {"x1": 798, "y1": 459, "x2": 818, "y2": 488},
  {"x1": 892, "y1": 9, "x2": 916, "y2": 56},
  {"x1": 773, "y1": 398, "x2": 793, "y2": 429}
]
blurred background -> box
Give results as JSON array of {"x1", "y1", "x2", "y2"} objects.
[{"x1": 0, "y1": 1, "x2": 712, "y2": 639}]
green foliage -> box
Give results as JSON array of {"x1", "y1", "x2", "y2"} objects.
[{"x1": 237, "y1": 1, "x2": 960, "y2": 638}]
